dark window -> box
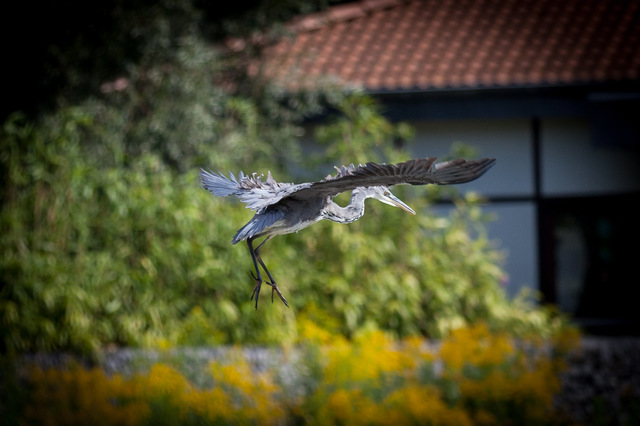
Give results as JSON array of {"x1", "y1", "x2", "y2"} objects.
[{"x1": 539, "y1": 193, "x2": 640, "y2": 335}]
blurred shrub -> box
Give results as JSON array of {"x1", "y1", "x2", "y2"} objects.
[
  {"x1": 1, "y1": 87, "x2": 570, "y2": 355},
  {"x1": 290, "y1": 94, "x2": 569, "y2": 340},
  {"x1": 0, "y1": 109, "x2": 302, "y2": 354},
  {"x1": 15, "y1": 324, "x2": 579, "y2": 425},
  {"x1": 79, "y1": 35, "x2": 343, "y2": 173},
  {"x1": 1, "y1": 26, "x2": 571, "y2": 355},
  {"x1": 1, "y1": 33, "x2": 343, "y2": 354}
]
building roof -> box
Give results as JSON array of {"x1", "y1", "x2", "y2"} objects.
[{"x1": 261, "y1": 0, "x2": 640, "y2": 92}]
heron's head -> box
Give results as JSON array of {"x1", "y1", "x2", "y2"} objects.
[{"x1": 365, "y1": 186, "x2": 416, "y2": 215}]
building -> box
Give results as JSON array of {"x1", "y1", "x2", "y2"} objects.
[{"x1": 261, "y1": 0, "x2": 640, "y2": 334}]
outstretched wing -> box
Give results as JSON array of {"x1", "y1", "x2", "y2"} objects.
[
  {"x1": 201, "y1": 157, "x2": 495, "y2": 211},
  {"x1": 291, "y1": 157, "x2": 496, "y2": 200},
  {"x1": 200, "y1": 169, "x2": 312, "y2": 212}
]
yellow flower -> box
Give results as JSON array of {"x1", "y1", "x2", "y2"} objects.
[
  {"x1": 440, "y1": 323, "x2": 514, "y2": 370},
  {"x1": 323, "y1": 330, "x2": 418, "y2": 385},
  {"x1": 23, "y1": 366, "x2": 149, "y2": 426},
  {"x1": 382, "y1": 385, "x2": 473, "y2": 426},
  {"x1": 145, "y1": 363, "x2": 190, "y2": 396},
  {"x1": 19, "y1": 323, "x2": 575, "y2": 425},
  {"x1": 318, "y1": 388, "x2": 380, "y2": 425},
  {"x1": 297, "y1": 318, "x2": 336, "y2": 345},
  {"x1": 209, "y1": 355, "x2": 285, "y2": 424}
]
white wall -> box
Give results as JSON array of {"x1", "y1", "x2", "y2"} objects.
[
  {"x1": 411, "y1": 118, "x2": 534, "y2": 198},
  {"x1": 542, "y1": 118, "x2": 640, "y2": 196},
  {"x1": 411, "y1": 118, "x2": 538, "y2": 298}
]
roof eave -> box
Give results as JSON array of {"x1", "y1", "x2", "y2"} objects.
[{"x1": 367, "y1": 80, "x2": 640, "y2": 99}]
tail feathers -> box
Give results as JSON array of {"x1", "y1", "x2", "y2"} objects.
[
  {"x1": 231, "y1": 210, "x2": 285, "y2": 244},
  {"x1": 232, "y1": 220, "x2": 258, "y2": 245},
  {"x1": 200, "y1": 169, "x2": 241, "y2": 197}
]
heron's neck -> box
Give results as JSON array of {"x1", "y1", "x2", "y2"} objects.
[{"x1": 321, "y1": 189, "x2": 368, "y2": 224}]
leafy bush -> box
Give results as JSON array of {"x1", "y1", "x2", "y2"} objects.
[
  {"x1": 1, "y1": 21, "x2": 572, "y2": 355},
  {"x1": 0, "y1": 109, "x2": 297, "y2": 353},
  {"x1": 1, "y1": 85, "x2": 570, "y2": 355}
]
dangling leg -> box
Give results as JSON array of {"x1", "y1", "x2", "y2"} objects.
[
  {"x1": 247, "y1": 237, "x2": 264, "y2": 309},
  {"x1": 254, "y1": 237, "x2": 288, "y2": 307},
  {"x1": 247, "y1": 236, "x2": 289, "y2": 309}
]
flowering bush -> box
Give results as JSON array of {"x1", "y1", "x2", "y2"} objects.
[
  {"x1": 22, "y1": 358, "x2": 285, "y2": 425},
  {"x1": 16, "y1": 324, "x2": 579, "y2": 425}
]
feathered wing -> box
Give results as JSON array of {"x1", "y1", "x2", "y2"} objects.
[
  {"x1": 201, "y1": 157, "x2": 495, "y2": 211},
  {"x1": 200, "y1": 169, "x2": 312, "y2": 213},
  {"x1": 200, "y1": 169, "x2": 243, "y2": 197},
  {"x1": 291, "y1": 157, "x2": 496, "y2": 199}
]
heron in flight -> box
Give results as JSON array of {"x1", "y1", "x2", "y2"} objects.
[{"x1": 201, "y1": 157, "x2": 495, "y2": 309}]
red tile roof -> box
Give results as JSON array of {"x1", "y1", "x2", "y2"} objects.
[{"x1": 261, "y1": 0, "x2": 640, "y2": 91}]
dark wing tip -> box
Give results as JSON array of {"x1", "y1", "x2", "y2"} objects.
[
  {"x1": 430, "y1": 157, "x2": 496, "y2": 185},
  {"x1": 299, "y1": 157, "x2": 495, "y2": 198}
]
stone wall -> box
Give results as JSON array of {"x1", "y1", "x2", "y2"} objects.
[{"x1": 555, "y1": 337, "x2": 640, "y2": 425}]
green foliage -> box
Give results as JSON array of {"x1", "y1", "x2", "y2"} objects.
[
  {"x1": 78, "y1": 35, "x2": 342, "y2": 173},
  {"x1": 1, "y1": 88, "x2": 569, "y2": 356},
  {"x1": 298, "y1": 94, "x2": 565, "y2": 339},
  {"x1": 0, "y1": 110, "x2": 297, "y2": 353},
  {"x1": 314, "y1": 93, "x2": 413, "y2": 164},
  {"x1": 1, "y1": 17, "x2": 570, "y2": 355}
]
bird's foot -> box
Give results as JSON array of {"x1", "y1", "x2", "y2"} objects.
[
  {"x1": 250, "y1": 271, "x2": 262, "y2": 309},
  {"x1": 250, "y1": 272, "x2": 289, "y2": 308},
  {"x1": 264, "y1": 281, "x2": 289, "y2": 308}
]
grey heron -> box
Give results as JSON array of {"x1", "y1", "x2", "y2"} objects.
[{"x1": 201, "y1": 157, "x2": 495, "y2": 309}]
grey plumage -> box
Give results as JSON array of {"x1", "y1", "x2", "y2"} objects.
[{"x1": 201, "y1": 157, "x2": 495, "y2": 309}]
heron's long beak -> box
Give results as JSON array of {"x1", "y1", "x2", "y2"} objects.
[{"x1": 383, "y1": 192, "x2": 416, "y2": 215}]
